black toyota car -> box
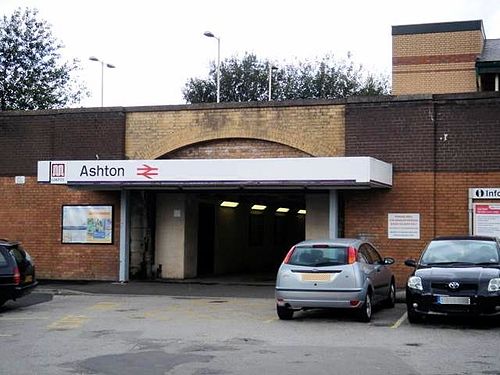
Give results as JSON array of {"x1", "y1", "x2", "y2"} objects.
[
  {"x1": 0, "y1": 239, "x2": 38, "y2": 307},
  {"x1": 405, "y1": 236, "x2": 500, "y2": 323}
]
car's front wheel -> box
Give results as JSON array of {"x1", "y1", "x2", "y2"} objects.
[
  {"x1": 357, "y1": 292, "x2": 372, "y2": 322},
  {"x1": 276, "y1": 305, "x2": 294, "y2": 320}
]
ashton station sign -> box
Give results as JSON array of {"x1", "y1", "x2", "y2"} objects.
[{"x1": 38, "y1": 157, "x2": 393, "y2": 189}]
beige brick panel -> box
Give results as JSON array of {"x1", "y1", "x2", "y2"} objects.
[
  {"x1": 393, "y1": 30, "x2": 484, "y2": 57},
  {"x1": 393, "y1": 70, "x2": 477, "y2": 95},
  {"x1": 126, "y1": 105, "x2": 345, "y2": 159}
]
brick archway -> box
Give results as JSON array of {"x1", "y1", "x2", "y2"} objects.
[
  {"x1": 125, "y1": 105, "x2": 345, "y2": 159},
  {"x1": 159, "y1": 138, "x2": 313, "y2": 159}
]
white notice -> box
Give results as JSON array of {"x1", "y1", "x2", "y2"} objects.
[
  {"x1": 388, "y1": 213, "x2": 420, "y2": 239},
  {"x1": 473, "y1": 204, "x2": 500, "y2": 237}
]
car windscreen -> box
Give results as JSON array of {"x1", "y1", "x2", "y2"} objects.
[
  {"x1": 421, "y1": 239, "x2": 500, "y2": 265},
  {"x1": 288, "y1": 246, "x2": 348, "y2": 267}
]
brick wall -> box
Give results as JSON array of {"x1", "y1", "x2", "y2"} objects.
[
  {"x1": 392, "y1": 29, "x2": 484, "y2": 95},
  {"x1": 125, "y1": 103, "x2": 345, "y2": 159},
  {"x1": 435, "y1": 95, "x2": 500, "y2": 171},
  {"x1": 0, "y1": 108, "x2": 125, "y2": 280},
  {"x1": 345, "y1": 98, "x2": 435, "y2": 172},
  {"x1": 0, "y1": 109, "x2": 126, "y2": 176},
  {"x1": 345, "y1": 94, "x2": 500, "y2": 287},
  {"x1": 344, "y1": 173, "x2": 435, "y2": 287},
  {"x1": 0, "y1": 177, "x2": 120, "y2": 280}
]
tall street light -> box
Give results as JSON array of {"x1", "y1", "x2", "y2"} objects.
[
  {"x1": 203, "y1": 31, "x2": 220, "y2": 103},
  {"x1": 268, "y1": 64, "x2": 278, "y2": 101},
  {"x1": 89, "y1": 56, "x2": 116, "y2": 107}
]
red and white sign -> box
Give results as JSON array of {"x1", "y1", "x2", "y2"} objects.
[
  {"x1": 37, "y1": 157, "x2": 393, "y2": 188},
  {"x1": 473, "y1": 203, "x2": 500, "y2": 237}
]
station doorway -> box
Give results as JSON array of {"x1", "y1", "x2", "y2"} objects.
[
  {"x1": 196, "y1": 191, "x2": 307, "y2": 278},
  {"x1": 129, "y1": 190, "x2": 346, "y2": 280}
]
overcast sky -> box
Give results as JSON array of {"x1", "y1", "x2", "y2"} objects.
[{"x1": 2, "y1": 0, "x2": 500, "y2": 108}]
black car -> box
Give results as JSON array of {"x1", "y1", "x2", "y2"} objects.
[
  {"x1": 0, "y1": 239, "x2": 38, "y2": 307},
  {"x1": 405, "y1": 236, "x2": 500, "y2": 323}
]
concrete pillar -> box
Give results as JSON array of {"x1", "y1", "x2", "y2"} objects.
[
  {"x1": 305, "y1": 194, "x2": 329, "y2": 239},
  {"x1": 155, "y1": 193, "x2": 198, "y2": 279},
  {"x1": 306, "y1": 192, "x2": 339, "y2": 240}
]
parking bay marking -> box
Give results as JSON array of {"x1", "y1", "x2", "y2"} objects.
[
  {"x1": 48, "y1": 315, "x2": 89, "y2": 330},
  {"x1": 88, "y1": 302, "x2": 120, "y2": 311},
  {"x1": 391, "y1": 312, "x2": 408, "y2": 329}
]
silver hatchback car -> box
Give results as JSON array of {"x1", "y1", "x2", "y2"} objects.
[{"x1": 275, "y1": 239, "x2": 396, "y2": 322}]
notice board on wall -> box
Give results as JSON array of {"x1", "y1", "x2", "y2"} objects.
[
  {"x1": 473, "y1": 203, "x2": 500, "y2": 237},
  {"x1": 62, "y1": 205, "x2": 113, "y2": 244},
  {"x1": 388, "y1": 213, "x2": 420, "y2": 239}
]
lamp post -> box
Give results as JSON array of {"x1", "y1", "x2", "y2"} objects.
[
  {"x1": 203, "y1": 31, "x2": 220, "y2": 103},
  {"x1": 268, "y1": 64, "x2": 278, "y2": 101},
  {"x1": 89, "y1": 56, "x2": 116, "y2": 107}
]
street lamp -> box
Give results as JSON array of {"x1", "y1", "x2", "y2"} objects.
[
  {"x1": 89, "y1": 56, "x2": 116, "y2": 107},
  {"x1": 268, "y1": 64, "x2": 278, "y2": 101},
  {"x1": 203, "y1": 31, "x2": 220, "y2": 103}
]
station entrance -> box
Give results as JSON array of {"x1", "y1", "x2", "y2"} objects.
[{"x1": 129, "y1": 190, "x2": 336, "y2": 280}]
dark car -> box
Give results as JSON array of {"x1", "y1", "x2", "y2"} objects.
[
  {"x1": 404, "y1": 236, "x2": 500, "y2": 323},
  {"x1": 0, "y1": 239, "x2": 38, "y2": 307}
]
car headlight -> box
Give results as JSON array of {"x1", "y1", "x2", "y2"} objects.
[
  {"x1": 488, "y1": 278, "x2": 500, "y2": 292},
  {"x1": 408, "y1": 276, "x2": 423, "y2": 291}
]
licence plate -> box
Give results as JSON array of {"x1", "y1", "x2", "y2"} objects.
[
  {"x1": 437, "y1": 296, "x2": 470, "y2": 305},
  {"x1": 301, "y1": 273, "x2": 331, "y2": 282},
  {"x1": 25, "y1": 275, "x2": 33, "y2": 283}
]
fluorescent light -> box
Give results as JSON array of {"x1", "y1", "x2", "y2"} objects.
[
  {"x1": 276, "y1": 207, "x2": 290, "y2": 213},
  {"x1": 220, "y1": 201, "x2": 239, "y2": 208},
  {"x1": 251, "y1": 204, "x2": 267, "y2": 211},
  {"x1": 297, "y1": 209, "x2": 307, "y2": 215}
]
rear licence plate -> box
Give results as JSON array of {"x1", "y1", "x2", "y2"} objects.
[
  {"x1": 301, "y1": 273, "x2": 331, "y2": 282},
  {"x1": 437, "y1": 296, "x2": 470, "y2": 305},
  {"x1": 25, "y1": 275, "x2": 33, "y2": 283}
]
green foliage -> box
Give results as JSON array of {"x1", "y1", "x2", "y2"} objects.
[
  {"x1": 183, "y1": 53, "x2": 390, "y2": 103},
  {"x1": 0, "y1": 8, "x2": 87, "y2": 111}
]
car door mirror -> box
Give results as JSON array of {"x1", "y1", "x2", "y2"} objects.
[
  {"x1": 383, "y1": 257, "x2": 395, "y2": 265},
  {"x1": 404, "y1": 259, "x2": 417, "y2": 267}
]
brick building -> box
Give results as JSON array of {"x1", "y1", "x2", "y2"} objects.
[{"x1": 1, "y1": 20, "x2": 500, "y2": 286}]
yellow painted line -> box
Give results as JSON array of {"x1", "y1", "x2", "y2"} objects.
[
  {"x1": 48, "y1": 315, "x2": 89, "y2": 330},
  {"x1": 89, "y1": 302, "x2": 120, "y2": 311},
  {"x1": 264, "y1": 317, "x2": 278, "y2": 323},
  {"x1": 391, "y1": 312, "x2": 408, "y2": 329}
]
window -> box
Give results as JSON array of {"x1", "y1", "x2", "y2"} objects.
[
  {"x1": 358, "y1": 245, "x2": 374, "y2": 264},
  {"x1": 0, "y1": 250, "x2": 8, "y2": 267},
  {"x1": 367, "y1": 245, "x2": 383, "y2": 264},
  {"x1": 288, "y1": 246, "x2": 348, "y2": 267}
]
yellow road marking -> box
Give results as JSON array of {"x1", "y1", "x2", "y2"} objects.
[
  {"x1": 391, "y1": 312, "x2": 407, "y2": 329},
  {"x1": 89, "y1": 302, "x2": 120, "y2": 311},
  {"x1": 48, "y1": 315, "x2": 88, "y2": 330},
  {"x1": 264, "y1": 318, "x2": 278, "y2": 323}
]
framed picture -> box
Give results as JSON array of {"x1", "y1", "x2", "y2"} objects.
[{"x1": 62, "y1": 205, "x2": 113, "y2": 244}]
